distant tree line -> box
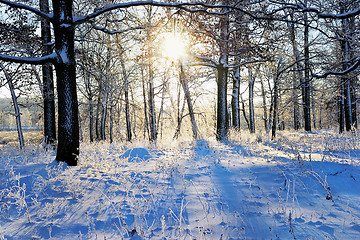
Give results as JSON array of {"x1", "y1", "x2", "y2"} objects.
[{"x1": 0, "y1": 0, "x2": 359, "y2": 166}]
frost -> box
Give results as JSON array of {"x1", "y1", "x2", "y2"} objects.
[{"x1": 1, "y1": 131, "x2": 360, "y2": 239}]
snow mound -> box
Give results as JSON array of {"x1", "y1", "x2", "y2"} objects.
[{"x1": 121, "y1": 148, "x2": 151, "y2": 162}]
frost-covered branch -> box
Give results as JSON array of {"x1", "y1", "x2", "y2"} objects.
[
  {"x1": 0, "y1": 52, "x2": 57, "y2": 65},
  {"x1": 0, "y1": 0, "x2": 52, "y2": 21}
]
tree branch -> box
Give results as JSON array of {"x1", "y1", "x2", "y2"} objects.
[
  {"x1": 0, "y1": 0, "x2": 52, "y2": 21},
  {"x1": 313, "y1": 58, "x2": 360, "y2": 78},
  {"x1": 74, "y1": 1, "x2": 248, "y2": 25},
  {"x1": 0, "y1": 52, "x2": 57, "y2": 65}
]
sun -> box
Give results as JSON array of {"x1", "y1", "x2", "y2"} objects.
[{"x1": 162, "y1": 33, "x2": 187, "y2": 60}]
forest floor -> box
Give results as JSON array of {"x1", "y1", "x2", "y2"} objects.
[{"x1": 0, "y1": 129, "x2": 360, "y2": 239}]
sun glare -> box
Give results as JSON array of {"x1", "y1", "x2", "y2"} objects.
[{"x1": 162, "y1": 34, "x2": 186, "y2": 60}]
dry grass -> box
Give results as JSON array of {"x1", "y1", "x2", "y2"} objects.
[{"x1": 0, "y1": 131, "x2": 43, "y2": 147}]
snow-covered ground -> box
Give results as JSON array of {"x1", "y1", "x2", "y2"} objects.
[{"x1": 1, "y1": 130, "x2": 360, "y2": 239}]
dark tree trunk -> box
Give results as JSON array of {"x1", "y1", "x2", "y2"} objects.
[
  {"x1": 231, "y1": 67, "x2": 240, "y2": 130},
  {"x1": 272, "y1": 68, "x2": 280, "y2": 140},
  {"x1": 288, "y1": 15, "x2": 301, "y2": 130},
  {"x1": 40, "y1": 0, "x2": 56, "y2": 147},
  {"x1": 339, "y1": 87, "x2": 345, "y2": 133},
  {"x1": 260, "y1": 78, "x2": 268, "y2": 131},
  {"x1": 303, "y1": 3, "x2": 312, "y2": 132},
  {"x1": 216, "y1": 63, "x2": 228, "y2": 140},
  {"x1": 53, "y1": 0, "x2": 79, "y2": 166},
  {"x1": 248, "y1": 68, "x2": 255, "y2": 134},
  {"x1": 89, "y1": 95, "x2": 94, "y2": 142}
]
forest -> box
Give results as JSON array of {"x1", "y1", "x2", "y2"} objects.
[{"x1": 0, "y1": 0, "x2": 360, "y2": 239}]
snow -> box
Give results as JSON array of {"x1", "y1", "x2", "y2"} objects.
[{"x1": 1, "y1": 130, "x2": 360, "y2": 239}]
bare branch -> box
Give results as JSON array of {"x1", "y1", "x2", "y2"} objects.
[
  {"x1": 93, "y1": 24, "x2": 155, "y2": 35},
  {"x1": 0, "y1": 0, "x2": 52, "y2": 21},
  {"x1": 74, "y1": 1, "x2": 249, "y2": 25}
]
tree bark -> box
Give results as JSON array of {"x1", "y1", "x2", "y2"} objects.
[
  {"x1": 303, "y1": 3, "x2": 312, "y2": 132},
  {"x1": 231, "y1": 67, "x2": 240, "y2": 130},
  {"x1": 53, "y1": 0, "x2": 79, "y2": 166},
  {"x1": 288, "y1": 15, "x2": 301, "y2": 130},
  {"x1": 248, "y1": 68, "x2": 255, "y2": 133},
  {"x1": 0, "y1": 64, "x2": 25, "y2": 149},
  {"x1": 180, "y1": 64, "x2": 198, "y2": 139},
  {"x1": 40, "y1": 0, "x2": 56, "y2": 147},
  {"x1": 216, "y1": 63, "x2": 228, "y2": 140}
]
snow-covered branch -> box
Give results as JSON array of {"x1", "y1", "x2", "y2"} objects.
[
  {"x1": 230, "y1": 59, "x2": 269, "y2": 69},
  {"x1": 190, "y1": 54, "x2": 219, "y2": 68},
  {"x1": 313, "y1": 58, "x2": 360, "y2": 78},
  {"x1": 74, "y1": 1, "x2": 245, "y2": 25},
  {"x1": 0, "y1": 0, "x2": 52, "y2": 21},
  {"x1": 93, "y1": 24, "x2": 155, "y2": 35},
  {"x1": 0, "y1": 52, "x2": 57, "y2": 65}
]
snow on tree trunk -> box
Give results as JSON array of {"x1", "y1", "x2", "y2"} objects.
[
  {"x1": 40, "y1": 0, "x2": 56, "y2": 147},
  {"x1": 53, "y1": 0, "x2": 79, "y2": 166}
]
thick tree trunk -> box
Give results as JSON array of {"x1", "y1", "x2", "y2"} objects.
[
  {"x1": 40, "y1": 0, "x2": 56, "y2": 147},
  {"x1": 180, "y1": 64, "x2": 198, "y2": 139},
  {"x1": 53, "y1": 0, "x2": 79, "y2": 166},
  {"x1": 231, "y1": 67, "x2": 240, "y2": 130}
]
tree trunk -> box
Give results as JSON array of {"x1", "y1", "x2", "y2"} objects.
[
  {"x1": 53, "y1": 0, "x2": 79, "y2": 166},
  {"x1": 142, "y1": 69, "x2": 149, "y2": 139},
  {"x1": 248, "y1": 68, "x2": 255, "y2": 133},
  {"x1": 109, "y1": 104, "x2": 114, "y2": 143},
  {"x1": 260, "y1": 78, "x2": 268, "y2": 131},
  {"x1": 231, "y1": 67, "x2": 240, "y2": 130},
  {"x1": 272, "y1": 66, "x2": 280, "y2": 140},
  {"x1": 0, "y1": 64, "x2": 25, "y2": 149},
  {"x1": 148, "y1": 66, "x2": 157, "y2": 142},
  {"x1": 100, "y1": 85, "x2": 108, "y2": 141},
  {"x1": 216, "y1": 63, "x2": 228, "y2": 140},
  {"x1": 180, "y1": 64, "x2": 198, "y2": 139},
  {"x1": 40, "y1": 0, "x2": 56, "y2": 147},
  {"x1": 89, "y1": 95, "x2": 94, "y2": 142},
  {"x1": 288, "y1": 15, "x2": 301, "y2": 130},
  {"x1": 303, "y1": 2, "x2": 312, "y2": 132},
  {"x1": 121, "y1": 61, "x2": 132, "y2": 142}
]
